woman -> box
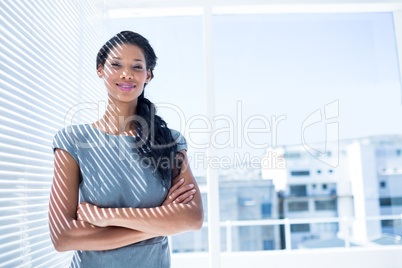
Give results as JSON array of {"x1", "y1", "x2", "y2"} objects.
[{"x1": 48, "y1": 31, "x2": 203, "y2": 267}]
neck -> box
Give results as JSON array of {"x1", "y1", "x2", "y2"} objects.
[{"x1": 98, "y1": 98, "x2": 139, "y2": 135}]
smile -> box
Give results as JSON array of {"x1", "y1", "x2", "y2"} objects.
[{"x1": 116, "y1": 83, "x2": 135, "y2": 92}]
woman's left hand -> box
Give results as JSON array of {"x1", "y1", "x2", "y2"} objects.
[{"x1": 77, "y1": 202, "x2": 109, "y2": 227}]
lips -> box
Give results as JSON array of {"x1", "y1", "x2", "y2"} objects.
[{"x1": 116, "y1": 83, "x2": 135, "y2": 92}]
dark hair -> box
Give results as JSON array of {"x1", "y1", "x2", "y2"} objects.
[{"x1": 96, "y1": 31, "x2": 181, "y2": 183}]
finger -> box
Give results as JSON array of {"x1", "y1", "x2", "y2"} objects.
[
  {"x1": 173, "y1": 188, "x2": 196, "y2": 204},
  {"x1": 168, "y1": 178, "x2": 185, "y2": 195},
  {"x1": 169, "y1": 185, "x2": 193, "y2": 203},
  {"x1": 181, "y1": 195, "x2": 194, "y2": 204},
  {"x1": 167, "y1": 181, "x2": 188, "y2": 201},
  {"x1": 171, "y1": 184, "x2": 194, "y2": 199}
]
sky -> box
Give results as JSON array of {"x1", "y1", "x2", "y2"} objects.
[{"x1": 104, "y1": 12, "x2": 401, "y2": 176}]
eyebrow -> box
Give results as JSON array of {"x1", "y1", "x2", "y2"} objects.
[{"x1": 112, "y1": 56, "x2": 143, "y2": 62}]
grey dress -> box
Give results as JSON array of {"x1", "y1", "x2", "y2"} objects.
[{"x1": 52, "y1": 124, "x2": 187, "y2": 268}]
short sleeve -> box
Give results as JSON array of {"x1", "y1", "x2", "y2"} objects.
[
  {"x1": 52, "y1": 127, "x2": 79, "y2": 164},
  {"x1": 170, "y1": 129, "x2": 188, "y2": 152}
]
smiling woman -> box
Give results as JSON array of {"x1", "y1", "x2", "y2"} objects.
[
  {"x1": 48, "y1": 31, "x2": 203, "y2": 268},
  {"x1": 98, "y1": 44, "x2": 150, "y2": 103}
]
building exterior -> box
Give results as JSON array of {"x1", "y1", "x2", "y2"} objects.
[
  {"x1": 171, "y1": 135, "x2": 402, "y2": 252},
  {"x1": 262, "y1": 135, "x2": 402, "y2": 248},
  {"x1": 263, "y1": 143, "x2": 351, "y2": 249},
  {"x1": 354, "y1": 136, "x2": 402, "y2": 240},
  {"x1": 218, "y1": 172, "x2": 279, "y2": 251},
  {"x1": 171, "y1": 167, "x2": 279, "y2": 252}
]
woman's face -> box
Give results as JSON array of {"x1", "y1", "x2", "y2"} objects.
[{"x1": 98, "y1": 44, "x2": 151, "y2": 104}]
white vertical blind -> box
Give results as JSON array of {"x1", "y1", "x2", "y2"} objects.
[{"x1": 0, "y1": 0, "x2": 104, "y2": 267}]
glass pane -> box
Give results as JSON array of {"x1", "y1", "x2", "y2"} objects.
[{"x1": 213, "y1": 12, "x2": 401, "y2": 251}]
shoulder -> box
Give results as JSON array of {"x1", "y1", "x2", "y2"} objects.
[
  {"x1": 169, "y1": 128, "x2": 182, "y2": 138},
  {"x1": 169, "y1": 128, "x2": 187, "y2": 151},
  {"x1": 52, "y1": 124, "x2": 97, "y2": 156},
  {"x1": 53, "y1": 124, "x2": 92, "y2": 141},
  {"x1": 169, "y1": 128, "x2": 186, "y2": 141}
]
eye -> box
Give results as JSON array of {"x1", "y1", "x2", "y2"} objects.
[
  {"x1": 111, "y1": 63, "x2": 121, "y2": 67},
  {"x1": 132, "y1": 65, "x2": 143, "y2": 70}
]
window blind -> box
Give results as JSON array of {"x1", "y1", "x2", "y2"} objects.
[{"x1": 0, "y1": 0, "x2": 104, "y2": 267}]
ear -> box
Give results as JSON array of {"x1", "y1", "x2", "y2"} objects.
[
  {"x1": 146, "y1": 69, "x2": 152, "y2": 83},
  {"x1": 97, "y1": 65, "x2": 103, "y2": 78}
]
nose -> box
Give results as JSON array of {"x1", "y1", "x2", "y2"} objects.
[{"x1": 120, "y1": 69, "x2": 133, "y2": 80}]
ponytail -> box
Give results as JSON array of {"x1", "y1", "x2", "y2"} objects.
[{"x1": 133, "y1": 91, "x2": 177, "y2": 182}]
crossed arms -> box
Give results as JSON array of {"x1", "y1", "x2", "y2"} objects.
[{"x1": 48, "y1": 148, "x2": 203, "y2": 252}]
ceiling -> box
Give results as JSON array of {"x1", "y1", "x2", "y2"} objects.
[
  {"x1": 104, "y1": 0, "x2": 402, "y2": 9},
  {"x1": 104, "y1": 0, "x2": 402, "y2": 16}
]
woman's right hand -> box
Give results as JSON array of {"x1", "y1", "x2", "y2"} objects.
[{"x1": 162, "y1": 178, "x2": 196, "y2": 206}]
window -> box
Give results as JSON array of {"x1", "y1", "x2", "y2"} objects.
[
  {"x1": 322, "y1": 184, "x2": 328, "y2": 190},
  {"x1": 290, "y1": 185, "x2": 307, "y2": 196},
  {"x1": 288, "y1": 201, "x2": 309, "y2": 212},
  {"x1": 261, "y1": 202, "x2": 272, "y2": 218},
  {"x1": 239, "y1": 197, "x2": 256, "y2": 206},
  {"x1": 380, "y1": 197, "x2": 402, "y2": 206},
  {"x1": 380, "y1": 198, "x2": 392, "y2": 206},
  {"x1": 328, "y1": 169, "x2": 333, "y2": 173},
  {"x1": 381, "y1": 219, "x2": 402, "y2": 227},
  {"x1": 390, "y1": 197, "x2": 402, "y2": 206},
  {"x1": 284, "y1": 152, "x2": 301, "y2": 158},
  {"x1": 380, "y1": 181, "x2": 386, "y2": 188},
  {"x1": 291, "y1": 224, "x2": 310, "y2": 233},
  {"x1": 330, "y1": 188, "x2": 337, "y2": 196},
  {"x1": 317, "y1": 170, "x2": 321, "y2": 174},
  {"x1": 263, "y1": 240, "x2": 274, "y2": 250},
  {"x1": 291, "y1": 170, "x2": 310, "y2": 176},
  {"x1": 397, "y1": 149, "x2": 401, "y2": 156},
  {"x1": 315, "y1": 222, "x2": 339, "y2": 232},
  {"x1": 315, "y1": 199, "x2": 337, "y2": 211}
]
